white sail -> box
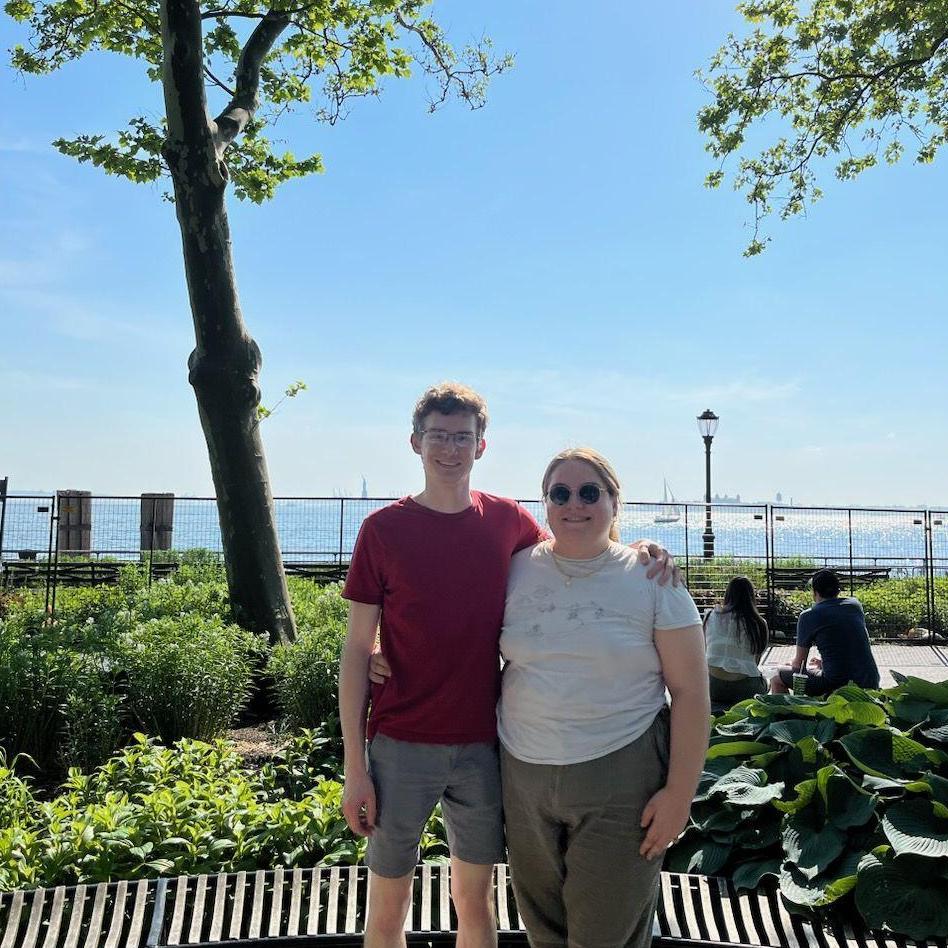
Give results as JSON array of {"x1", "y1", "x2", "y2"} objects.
[{"x1": 654, "y1": 477, "x2": 681, "y2": 523}]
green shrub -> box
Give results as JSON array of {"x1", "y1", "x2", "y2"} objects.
[
  {"x1": 117, "y1": 615, "x2": 263, "y2": 743},
  {"x1": 0, "y1": 618, "x2": 124, "y2": 773},
  {"x1": 666, "y1": 676, "x2": 948, "y2": 938},
  {"x1": 269, "y1": 583, "x2": 348, "y2": 728}
]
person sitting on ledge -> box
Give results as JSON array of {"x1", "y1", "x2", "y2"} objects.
[{"x1": 770, "y1": 568, "x2": 880, "y2": 696}]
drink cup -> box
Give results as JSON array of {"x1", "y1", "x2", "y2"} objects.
[{"x1": 792, "y1": 673, "x2": 808, "y2": 696}]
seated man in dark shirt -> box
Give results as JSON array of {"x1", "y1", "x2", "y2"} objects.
[{"x1": 770, "y1": 568, "x2": 880, "y2": 696}]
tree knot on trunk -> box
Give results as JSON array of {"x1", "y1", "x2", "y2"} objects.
[{"x1": 188, "y1": 339, "x2": 263, "y2": 412}]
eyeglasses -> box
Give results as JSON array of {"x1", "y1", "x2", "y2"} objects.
[
  {"x1": 546, "y1": 483, "x2": 610, "y2": 506},
  {"x1": 421, "y1": 429, "x2": 479, "y2": 448}
]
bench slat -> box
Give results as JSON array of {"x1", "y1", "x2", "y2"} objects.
[
  {"x1": 420, "y1": 865, "x2": 431, "y2": 933},
  {"x1": 678, "y1": 875, "x2": 703, "y2": 943},
  {"x1": 438, "y1": 865, "x2": 451, "y2": 932},
  {"x1": 269, "y1": 867, "x2": 284, "y2": 938},
  {"x1": 286, "y1": 869, "x2": 302, "y2": 939},
  {"x1": 103, "y1": 880, "x2": 129, "y2": 948},
  {"x1": 496, "y1": 865, "x2": 511, "y2": 932},
  {"x1": 61, "y1": 885, "x2": 87, "y2": 948},
  {"x1": 228, "y1": 872, "x2": 246, "y2": 941},
  {"x1": 167, "y1": 877, "x2": 188, "y2": 947},
  {"x1": 2, "y1": 890, "x2": 26, "y2": 948},
  {"x1": 660, "y1": 876, "x2": 682, "y2": 940},
  {"x1": 305, "y1": 868, "x2": 321, "y2": 937},
  {"x1": 41, "y1": 886, "x2": 66, "y2": 948},
  {"x1": 344, "y1": 866, "x2": 360, "y2": 935},
  {"x1": 715, "y1": 878, "x2": 743, "y2": 946},
  {"x1": 125, "y1": 881, "x2": 150, "y2": 948},
  {"x1": 325, "y1": 868, "x2": 340, "y2": 935},
  {"x1": 186, "y1": 876, "x2": 207, "y2": 945},
  {"x1": 696, "y1": 875, "x2": 721, "y2": 943},
  {"x1": 20, "y1": 889, "x2": 47, "y2": 948},
  {"x1": 735, "y1": 890, "x2": 765, "y2": 946},
  {"x1": 208, "y1": 877, "x2": 227, "y2": 944},
  {"x1": 247, "y1": 870, "x2": 265, "y2": 940},
  {"x1": 146, "y1": 877, "x2": 168, "y2": 948}
]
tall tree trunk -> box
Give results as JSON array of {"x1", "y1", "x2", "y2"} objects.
[{"x1": 159, "y1": 0, "x2": 295, "y2": 645}]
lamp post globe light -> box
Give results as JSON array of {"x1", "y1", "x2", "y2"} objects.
[{"x1": 697, "y1": 410, "x2": 719, "y2": 559}]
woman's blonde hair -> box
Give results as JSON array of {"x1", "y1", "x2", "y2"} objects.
[{"x1": 541, "y1": 447, "x2": 622, "y2": 542}]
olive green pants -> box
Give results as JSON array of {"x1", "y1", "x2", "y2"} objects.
[{"x1": 500, "y1": 709, "x2": 670, "y2": 948}]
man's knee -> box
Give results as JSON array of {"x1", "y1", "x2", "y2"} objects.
[
  {"x1": 450, "y1": 860, "x2": 495, "y2": 923},
  {"x1": 367, "y1": 872, "x2": 413, "y2": 936}
]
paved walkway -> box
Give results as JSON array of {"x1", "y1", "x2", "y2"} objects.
[{"x1": 761, "y1": 643, "x2": 948, "y2": 689}]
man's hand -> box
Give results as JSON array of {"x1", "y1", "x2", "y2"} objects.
[
  {"x1": 632, "y1": 540, "x2": 681, "y2": 586},
  {"x1": 639, "y1": 786, "x2": 692, "y2": 860},
  {"x1": 342, "y1": 770, "x2": 377, "y2": 837},
  {"x1": 368, "y1": 649, "x2": 392, "y2": 684}
]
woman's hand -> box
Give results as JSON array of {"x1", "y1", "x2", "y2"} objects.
[
  {"x1": 639, "y1": 786, "x2": 692, "y2": 860},
  {"x1": 368, "y1": 648, "x2": 392, "y2": 685},
  {"x1": 631, "y1": 540, "x2": 681, "y2": 586}
]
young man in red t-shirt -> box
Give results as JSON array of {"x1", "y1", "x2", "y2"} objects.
[{"x1": 339, "y1": 382, "x2": 670, "y2": 948}]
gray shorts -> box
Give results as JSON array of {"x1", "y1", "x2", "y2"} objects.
[{"x1": 365, "y1": 733, "x2": 505, "y2": 878}]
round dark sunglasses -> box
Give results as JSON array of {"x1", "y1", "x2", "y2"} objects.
[{"x1": 546, "y1": 483, "x2": 609, "y2": 506}]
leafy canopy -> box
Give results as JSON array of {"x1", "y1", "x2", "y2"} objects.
[
  {"x1": 5, "y1": 0, "x2": 512, "y2": 201},
  {"x1": 699, "y1": 0, "x2": 948, "y2": 254}
]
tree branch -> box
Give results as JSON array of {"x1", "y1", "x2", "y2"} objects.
[{"x1": 213, "y1": 9, "x2": 290, "y2": 149}]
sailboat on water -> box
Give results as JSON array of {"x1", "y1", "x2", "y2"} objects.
[{"x1": 654, "y1": 478, "x2": 681, "y2": 523}]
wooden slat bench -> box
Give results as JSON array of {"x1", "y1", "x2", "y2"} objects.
[
  {"x1": 769, "y1": 566, "x2": 891, "y2": 589},
  {"x1": 1, "y1": 865, "x2": 944, "y2": 948}
]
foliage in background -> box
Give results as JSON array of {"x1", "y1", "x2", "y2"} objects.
[
  {"x1": 0, "y1": 571, "x2": 350, "y2": 775},
  {"x1": 269, "y1": 583, "x2": 349, "y2": 728},
  {"x1": 665, "y1": 675, "x2": 948, "y2": 938},
  {"x1": 116, "y1": 614, "x2": 263, "y2": 743},
  {"x1": 699, "y1": 1, "x2": 948, "y2": 255},
  {"x1": 0, "y1": 728, "x2": 447, "y2": 891}
]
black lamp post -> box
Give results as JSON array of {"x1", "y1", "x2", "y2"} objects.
[{"x1": 697, "y1": 409, "x2": 719, "y2": 558}]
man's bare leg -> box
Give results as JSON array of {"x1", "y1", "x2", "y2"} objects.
[
  {"x1": 451, "y1": 857, "x2": 496, "y2": 948},
  {"x1": 365, "y1": 871, "x2": 413, "y2": 948}
]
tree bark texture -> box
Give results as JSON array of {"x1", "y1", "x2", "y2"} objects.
[{"x1": 159, "y1": 0, "x2": 296, "y2": 644}]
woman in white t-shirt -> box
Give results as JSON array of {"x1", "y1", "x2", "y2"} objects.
[
  {"x1": 703, "y1": 576, "x2": 768, "y2": 706},
  {"x1": 498, "y1": 448, "x2": 709, "y2": 948}
]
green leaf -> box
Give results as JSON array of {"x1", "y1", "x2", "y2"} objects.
[
  {"x1": 708, "y1": 766, "x2": 784, "y2": 806},
  {"x1": 783, "y1": 811, "x2": 845, "y2": 876},
  {"x1": 779, "y1": 857, "x2": 859, "y2": 908},
  {"x1": 732, "y1": 856, "x2": 781, "y2": 890},
  {"x1": 759, "y1": 718, "x2": 835, "y2": 745},
  {"x1": 663, "y1": 833, "x2": 731, "y2": 875},
  {"x1": 838, "y1": 728, "x2": 934, "y2": 779},
  {"x1": 817, "y1": 765, "x2": 877, "y2": 830},
  {"x1": 706, "y1": 741, "x2": 773, "y2": 760},
  {"x1": 856, "y1": 850, "x2": 948, "y2": 939},
  {"x1": 882, "y1": 799, "x2": 948, "y2": 858}
]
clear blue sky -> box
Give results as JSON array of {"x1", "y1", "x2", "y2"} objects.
[{"x1": 2, "y1": 1, "x2": 945, "y2": 506}]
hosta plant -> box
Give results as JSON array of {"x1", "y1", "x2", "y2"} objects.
[{"x1": 666, "y1": 674, "x2": 948, "y2": 938}]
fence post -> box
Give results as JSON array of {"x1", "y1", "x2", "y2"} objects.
[
  {"x1": 43, "y1": 493, "x2": 58, "y2": 620},
  {"x1": 683, "y1": 503, "x2": 690, "y2": 588},
  {"x1": 764, "y1": 504, "x2": 774, "y2": 644},
  {"x1": 338, "y1": 498, "x2": 346, "y2": 564},
  {"x1": 925, "y1": 511, "x2": 935, "y2": 645},
  {"x1": 847, "y1": 508, "x2": 855, "y2": 597},
  {"x1": 0, "y1": 476, "x2": 8, "y2": 565}
]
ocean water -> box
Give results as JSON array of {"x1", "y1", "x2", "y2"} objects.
[{"x1": 3, "y1": 495, "x2": 947, "y2": 570}]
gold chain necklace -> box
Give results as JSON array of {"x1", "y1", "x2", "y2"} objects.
[{"x1": 548, "y1": 542, "x2": 613, "y2": 587}]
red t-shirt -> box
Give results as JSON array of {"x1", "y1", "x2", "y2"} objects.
[{"x1": 342, "y1": 491, "x2": 544, "y2": 744}]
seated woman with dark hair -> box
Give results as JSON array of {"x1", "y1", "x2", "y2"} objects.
[{"x1": 704, "y1": 576, "x2": 768, "y2": 705}]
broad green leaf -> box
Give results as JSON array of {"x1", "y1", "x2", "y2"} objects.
[
  {"x1": 782, "y1": 811, "x2": 845, "y2": 876},
  {"x1": 889, "y1": 696, "x2": 937, "y2": 725},
  {"x1": 838, "y1": 728, "x2": 934, "y2": 779},
  {"x1": 780, "y1": 861, "x2": 858, "y2": 908},
  {"x1": 856, "y1": 850, "x2": 948, "y2": 939},
  {"x1": 759, "y1": 718, "x2": 835, "y2": 746},
  {"x1": 706, "y1": 741, "x2": 773, "y2": 760},
  {"x1": 732, "y1": 856, "x2": 781, "y2": 890},
  {"x1": 709, "y1": 766, "x2": 784, "y2": 806},
  {"x1": 664, "y1": 833, "x2": 731, "y2": 875},
  {"x1": 773, "y1": 778, "x2": 816, "y2": 815},
  {"x1": 882, "y1": 799, "x2": 948, "y2": 858},
  {"x1": 904, "y1": 772, "x2": 948, "y2": 807},
  {"x1": 714, "y1": 718, "x2": 764, "y2": 738},
  {"x1": 816, "y1": 765, "x2": 877, "y2": 829},
  {"x1": 894, "y1": 677, "x2": 948, "y2": 706}
]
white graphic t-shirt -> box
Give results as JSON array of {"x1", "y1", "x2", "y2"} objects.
[{"x1": 498, "y1": 542, "x2": 701, "y2": 765}]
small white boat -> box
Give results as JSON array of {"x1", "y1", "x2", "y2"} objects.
[{"x1": 654, "y1": 478, "x2": 681, "y2": 523}]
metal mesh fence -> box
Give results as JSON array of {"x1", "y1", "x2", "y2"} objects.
[{"x1": 0, "y1": 492, "x2": 943, "y2": 642}]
